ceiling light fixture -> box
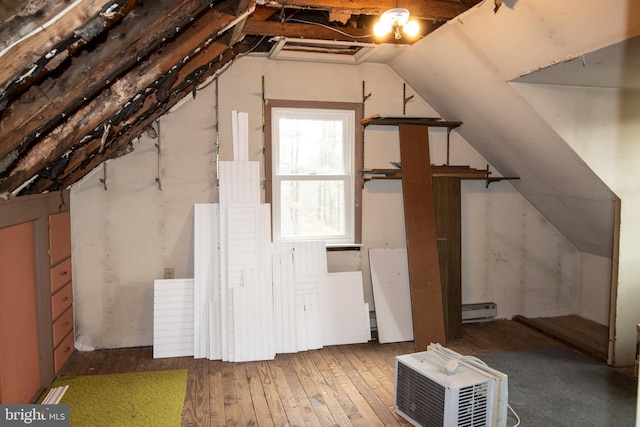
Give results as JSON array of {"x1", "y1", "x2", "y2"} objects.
[{"x1": 373, "y1": 8, "x2": 420, "y2": 40}]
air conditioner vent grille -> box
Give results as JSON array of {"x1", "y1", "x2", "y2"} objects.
[
  {"x1": 396, "y1": 362, "x2": 445, "y2": 426},
  {"x1": 458, "y1": 383, "x2": 489, "y2": 426}
]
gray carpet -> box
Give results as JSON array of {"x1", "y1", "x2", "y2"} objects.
[{"x1": 477, "y1": 346, "x2": 637, "y2": 427}]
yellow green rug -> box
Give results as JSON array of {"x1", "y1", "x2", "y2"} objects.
[{"x1": 40, "y1": 369, "x2": 188, "y2": 426}]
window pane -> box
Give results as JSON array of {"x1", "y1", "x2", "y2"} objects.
[
  {"x1": 278, "y1": 118, "x2": 344, "y2": 175},
  {"x1": 279, "y1": 180, "x2": 345, "y2": 238}
]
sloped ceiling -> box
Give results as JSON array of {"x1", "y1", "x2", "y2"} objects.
[
  {"x1": 0, "y1": 0, "x2": 481, "y2": 197},
  {"x1": 390, "y1": 0, "x2": 640, "y2": 257},
  {"x1": 514, "y1": 35, "x2": 640, "y2": 90}
]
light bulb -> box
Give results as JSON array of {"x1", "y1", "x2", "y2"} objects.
[
  {"x1": 403, "y1": 20, "x2": 420, "y2": 37},
  {"x1": 374, "y1": 21, "x2": 392, "y2": 38}
]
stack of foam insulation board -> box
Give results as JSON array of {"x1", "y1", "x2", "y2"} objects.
[{"x1": 154, "y1": 111, "x2": 370, "y2": 361}]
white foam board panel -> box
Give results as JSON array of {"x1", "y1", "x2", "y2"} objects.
[
  {"x1": 369, "y1": 248, "x2": 414, "y2": 343},
  {"x1": 153, "y1": 278, "x2": 195, "y2": 358}
]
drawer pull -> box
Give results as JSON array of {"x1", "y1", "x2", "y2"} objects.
[
  {"x1": 63, "y1": 322, "x2": 70, "y2": 327},
  {"x1": 62, "y1": 296, "x2": 69, "y2": 302},
  {"x1": 64, "y1": 347, "x2": 71, "y2": 353},
  {"x1": 61, "y1": 271, "x2": 68, "y2": 276}
]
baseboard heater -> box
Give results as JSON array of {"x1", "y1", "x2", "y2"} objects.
[{"x1": 462, "y1": 302, "x2": 497, "y2": 323}]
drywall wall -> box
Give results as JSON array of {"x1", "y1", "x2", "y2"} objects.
[
  {"x1": 461, "y1": 180, "x2": 579, "y2": 319},
  {"x1": 71, "y1": 92, "x2": 218, "y2": 349},
  {"x1": 578, "y1": 253, "x2": 611, "y2": 326},
  {"x1": 516, "y1": 83, "x2": 640, "y2": 364},
  {"x1": 70, "y1": 57, "x2": 578, "y2": 349}
]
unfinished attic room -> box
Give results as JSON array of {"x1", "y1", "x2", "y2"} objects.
[{"x1": 1, "y1": 0, "x2": 640, "y2": 425}]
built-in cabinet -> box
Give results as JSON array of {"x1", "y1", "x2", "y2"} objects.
[
  {"x1": 0, "y1": 221, "x2": 41, "y2": 403},
  {"x1": 49, "y1": 211, "x2": 74, "y2": 374},
  {"x1": 0, "y1": 192, "x2": 73, "y2": 403}
]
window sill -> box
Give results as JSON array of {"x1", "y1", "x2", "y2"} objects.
[{"x1": 326, "y1": 243, "x2": 363, "y2": 251}]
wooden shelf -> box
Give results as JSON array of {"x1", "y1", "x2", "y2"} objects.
[
  {"x1": 363, "y1": 165, "x2": 520, "y2": 186},
  {"x1": 361, "y1": 114, "x2": 462, "y2": 129}
]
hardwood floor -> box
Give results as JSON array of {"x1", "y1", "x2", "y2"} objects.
[
  {"x1": 57, "y1": 320, "x2": 562, "y2": 426},
  {"x1": 513, "y1": 314, "x2": 609, "y2": 362}
]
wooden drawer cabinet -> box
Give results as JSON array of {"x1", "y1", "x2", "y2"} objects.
[
  {"x1": 54, "y1": 331, "x2": 74, "y2": 374},
  {"x1": 50, "y1": 258, "x2": 72, "y2": 293},
  {"x1": 0, "y1": 193, "x2": 73, "y2": 398},
  {"x1": 52, "y1": 307, "x2": 73, "y2": 347},
  {"x1": 49, "y1": 211, "x2": 74, "y2": 374},
  {"x1": 49, "y1": 211, "x2": 71, "y2": 266},
  {"x1": 51, "y1": 283, "x2": 73, "y2": 320}
]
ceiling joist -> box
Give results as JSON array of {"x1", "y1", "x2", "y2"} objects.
[{"x1": 257, "y1": 0, "x2": 476, "y2": 21}]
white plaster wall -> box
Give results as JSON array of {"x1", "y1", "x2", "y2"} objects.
[
  {"x1": 71, "y1": 93, "x2": 217, "y2": 349},
  {"x1": 70, "y1": 56, "x2": 579, "y2": 349},
  {"x1": 516, "y1": 83, "x2": 640, "y2": 362},
  {"x1": 579, "y1": 253, "x2": 611, "y2": 326},
  {"x1": 461, "y1": 180, "x2": 579, "y2": 319}
]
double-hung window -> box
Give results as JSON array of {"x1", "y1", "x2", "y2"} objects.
[{"x1": 266, "y1": 100, "x2": 362, "y2": 245}]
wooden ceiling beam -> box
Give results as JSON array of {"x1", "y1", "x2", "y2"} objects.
[
  {"x1": 259, "y1": 0, "x2": 478, "y2": 21},
  {"x1": 0, "y1": 2, "x2": 68, "y2": 42},
  {"x1": 52, "y1": 43, "x2": 246, "y2": 192},
  {"x1": 0, "y1": 0, "x2": 140, "y2": 98},
  {"x1": 0, "y1": 1, "x2": 248, "y2": 193},
  {"x1": 0, "y1": 0, "x2": 217, "y2": 166},
  {"x1": 244, "y1": 19, "x2": 375, "y2": 41}
]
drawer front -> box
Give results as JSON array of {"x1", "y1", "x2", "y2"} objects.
[
  {"x1": 54, "y1": 331, "x2": 74, "y2": 374},
  {"x1": 49, "y1": 211, "x2": 71, "y2": 265},
  {"x1": 50, "y1": 257, "x2": 72, "y2": 293},
  {"x1": 52, "y1": 307, "x2": 73, "y2": 347},
  {"x1": 51, "y1": 283, "x2": 73, "y2": 321}
]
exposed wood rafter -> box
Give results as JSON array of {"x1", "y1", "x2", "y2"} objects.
[{"x1": 0, "y1": 0, "x2": 479, "y2": 196}]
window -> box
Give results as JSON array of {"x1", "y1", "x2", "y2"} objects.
[{"x1": 265, "y1": 101, "x2": 362, "y2": 244}]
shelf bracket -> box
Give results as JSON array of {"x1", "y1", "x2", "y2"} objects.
[
  {"x1": 261, "y1": 75, "x2": 266, "y2": 190},
  {"x1": 446, "y1": 128, "x2": 452, "y2": 166},
  {"x1": 99, "y1": 161, "x2": 107, "y2": 191},
  {"x1": 215, "y1": 79, "x2": 220, "y2": 189},
  {"x1": 403, "y1": 83, "x2": 414, "y2": 115},
  {"x1": 484, "y1": 164, "x2": 521, "y2": 187},
  {"x1": 362, "y1": 81, "x2": 371, "y2": 104},
  {"x1": 154, "y1": 121, "x2": 162, "y2": 190},
  {"x1": 361, "y1": 80, "x2": 370, "y2": 187},
  {"x1": 485, "y1": 164, "x2": 491, "y2": 188}
]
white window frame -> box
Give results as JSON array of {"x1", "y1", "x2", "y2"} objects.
[{"x1": 266, "y1": 101, "x2": 362, "y2": 245}]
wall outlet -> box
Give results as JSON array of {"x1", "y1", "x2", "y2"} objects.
[{"x1": 164, "y1": 268, "x2": 174, "y2": 279}]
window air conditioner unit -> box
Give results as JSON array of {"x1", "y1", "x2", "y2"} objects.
[{"x1": 395, "y1": 344, "x2": 508, "y2": 427}]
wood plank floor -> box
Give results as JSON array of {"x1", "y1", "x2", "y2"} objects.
[
  {"x1": 56, "y1": 320, "x2": 565, "y2": 426},
  {"x1": 513, "y1": 314, "x2": 609, "y2": 362}
]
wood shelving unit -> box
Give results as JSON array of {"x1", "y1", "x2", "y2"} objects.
[
  {"x1": 361, "y1": 115, "x2": 519, "y2": 187},
  {"x1": 362, "y1": 165, "x2": 520, "y2": 187},
  {"x1": 361, "y1": 115, "x2": 462, "y2": 128},
  {"x1": 360, "y1": 115, "x2": 520, "y2": 346}
]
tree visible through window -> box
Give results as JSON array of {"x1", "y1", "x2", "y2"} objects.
[{"x1": 270, "y1": 105, "x2": 357, "y2": 244}]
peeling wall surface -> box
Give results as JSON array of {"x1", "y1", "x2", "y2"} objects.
[
  {"x1": 389, "y1": 0, "x2": 640, "y2": 365},
  {"x1": 70, "y1": 57, "x2": 578, "y2": 350}
]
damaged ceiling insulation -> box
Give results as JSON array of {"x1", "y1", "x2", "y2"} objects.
[{"x1": 0, "y1": 0, "x2": 481, "y2": 197}]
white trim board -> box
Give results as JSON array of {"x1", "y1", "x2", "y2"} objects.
[{"x1": 194, "y1": 203, "x2": 219, "y2": 359}]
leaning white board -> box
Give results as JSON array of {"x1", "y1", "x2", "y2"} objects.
[
  {"x1": 369, "y1": 248, "x2": 414, "y2": 343},
  {"x1": 153, "y1": 278, "x2": 195, "y2": 358}
]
